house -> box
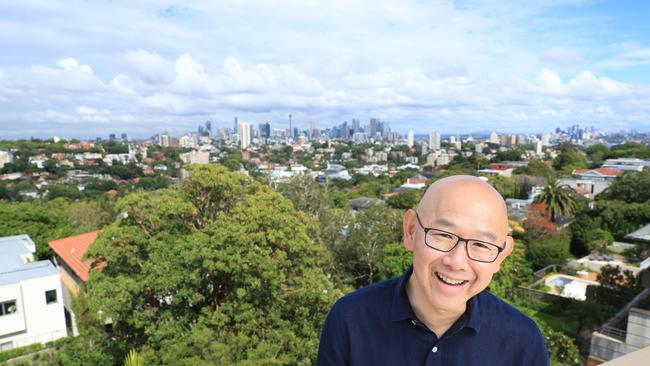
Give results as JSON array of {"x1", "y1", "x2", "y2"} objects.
[
  {"x1": 401, "y1": 173, "x2": 428, "y2": 190},
  {"x1": 573, "y1": 168, "x2": 624, "y2": 182},
  {"x1": 602, "y1": 158, "x2": 650, "y2": 172},
  {"x1": 0, "y1": 235, "x2": 67, "y2": 351},
  {"x1": 588, "y1": 225, "x2": 650, "y2": 365},
  {"x1": 49, "y1": 231, "x2": 105, "y2": 297}
]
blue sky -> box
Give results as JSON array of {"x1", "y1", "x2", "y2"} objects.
[{"x1": 1, "y1": 0, "x2": 650, "y2": 139}]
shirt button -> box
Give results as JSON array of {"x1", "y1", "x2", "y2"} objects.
[{"x1": 432, "y1": 346, "x2": 438, "y2": 353}]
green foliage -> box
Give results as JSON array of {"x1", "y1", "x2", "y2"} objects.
[
  {"x1": 327, "y1": 205, "x2": 404, "y2": 287},
  {"x1": 0, "y1": 198, "x2": 76, "y2": 259},
  {"x1": 53, "y1": 326, "x2": 117, "y2": 366},
  {"x1": 600, "y1": 170, "x2": 650, "y2": 203},
  {"x1": 524, "y1": 159, "x2": 556, "y2": 181},
  {"x1": 102, "y1": 141, "x2": 129, "y2": 154},
  {"x1": 587, "y1": 264, "x2": 642, "y2": 309},
  {"x1": 379, "y1": 243, "x2": 412, "y2": 279},
  {"x1": 487, "y1": 175, "x2": 515, "y2": 199},
  {"x1": 136, "y1": 176, "x2": 171, "y2": 190},
  {"x1": 569, "y1": 211, "x2": 613, "y2": 256},
  {"x1": 492, "y1": 148, "x2": 525, "y2": 162},
  {"x1": 0, "y1": 343, "x2": 44, "y2": 362},
  {"x1": 489, "y1": 243, "x2": 532, "y2": 299},
  {"x1": 553, "y1": 148, "x2": 588, "y2": 175},
  {"x1": 607, "y1": 141, "x2": 650, "y2": 159},
  {"x1": 386, "y1": 189, "x2": 423, "y2": 209},
  {"x1": 597, "y1": 200, "x2": 650, "y2": 238},
  {"x1": 275, "y1": 175, "x2": 328, "y2": 220},
  {"x1": 123, "y1": 349, "x2": 145, "y2": 366},
  {"x1": 524, "y1": 229, "x2": 571, "y2": 269},
  {"x1": 84, "y1": 164, "x2": 342, "y2": 365},
  {"x1": 585, "y1": 144, "x2": 609, "y2": 167},
  {"x1": 329, "y1": 191, "x2": 349, "y2": 209}
]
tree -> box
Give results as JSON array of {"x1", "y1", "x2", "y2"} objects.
[
  {"x1": 569, "y1": 211, "x2": 613, "y2": 256},
  {"x1": 522, "y1": 204, "x2": 571, "y2": 269},
  {"x1": 487, "y1": 175, "x2": 515, "y2": 199},
  {"x1": 387, "y1": 189, "x2": 423, "y2": 209},
  {"x1": 275, "y1": 175, "x2": 328, "y2": 220},
  {"x1": 84, "y1": 164, "x2": 342, "y2": 364},
  {"x1": 524, "y1": 159, "x2": 556, "y2": 181},
  {"x1": 328, "y1": 205, "x2": 403, "y2": 287},
  {"x1": 600, "y1": 170, "x2": 650, "y2": 203},
  {"x1": 0, "y1": 198, "x2": 76, "y2": 259},
  {"x1": 379, "y1": 243, "x2": 412, "y2": 280},
  {"x1": 587, "y1": 264, "x2": 642, "y2": 309},
  {"x1": 489, "y1": 243, "x2": 532, "y2": 299},
  {"x1": 553, "y1": 148, "x2": 588, "y2": 175},
  {"x1": 534, "y1": 178, "x2": 578, "y2": 222}
]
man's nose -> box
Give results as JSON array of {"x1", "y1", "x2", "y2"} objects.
[{"x1": 442, "y1": 240, "x2": 470, "y2": 270}]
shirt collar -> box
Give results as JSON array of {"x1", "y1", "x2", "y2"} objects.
[{"x1": 390, "y1": 266, "x2": 482, "y2": 334}]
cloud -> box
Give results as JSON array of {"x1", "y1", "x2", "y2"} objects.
[
  {"x1": 124, "y1": 49, "x2": 175, "y2": 84},
  {"x1": 1, "y1": 0, "x2": 650, "y2": 137},
  {"x1": 540, "y1": 47, "x2": 583, "y2": 66}
]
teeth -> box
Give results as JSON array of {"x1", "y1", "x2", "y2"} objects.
[{"x1": 436, "y1": 272, "x2": 466, "y2": 286}]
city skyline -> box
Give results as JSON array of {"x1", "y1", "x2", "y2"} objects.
[{"x1": 2, "y1": 1, "x2": 650, "y2": 139}]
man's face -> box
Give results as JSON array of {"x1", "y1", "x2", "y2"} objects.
[{"x1": 403, "y1": 179, "x2": 513, "y2": 314}]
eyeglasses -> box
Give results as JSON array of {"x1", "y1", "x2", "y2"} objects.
[{"x1": 415, "y1": 212, "x2": 505, "y2": 263}]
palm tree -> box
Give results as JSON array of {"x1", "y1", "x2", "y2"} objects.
[{"x1": 534, "y1": 178, "x2": 578, "y2": 222}]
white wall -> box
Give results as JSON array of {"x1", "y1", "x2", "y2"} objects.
[{"x1": 0, "y1": 273, "x2": 67, "y2": 349}]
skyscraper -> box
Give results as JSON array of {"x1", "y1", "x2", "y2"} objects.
[
  {"x1": 429, "y1": 130, "x2": 441, "y2": 150},
  {"x1": 205, "y1": 121, "x2": 212, "y2": 135},
  {"x1": 239, "y1": 122, "x2": 251, "y2": 149},
  {"x1": 233, "y1": 117, "x2": 239, "y2": 135},
  {"x1": 407, "y1": 130, "x2": 414, "y2": 147}
]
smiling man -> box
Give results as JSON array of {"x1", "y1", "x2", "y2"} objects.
[{"x1": 317, "y1": 175, "x2": 549, "y2": 365}]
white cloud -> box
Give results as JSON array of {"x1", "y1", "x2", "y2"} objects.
[
  {"x1": 124, "y1": 49, "x2": 175, "y2": 84},
  {"x1": 540, "y1": 47, "x2": 583, "y2": 66}
]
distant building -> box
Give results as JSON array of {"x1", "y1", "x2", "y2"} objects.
[
  {"x1": 407, "y1": 130, "x2": 414, "y2": 147},
  {"x1": 239, "y1": 122, "x2": 251, "y2": 149},
  {"x1": 602, "y1": 158, "x2": 650, "y2": 172},
  {"x1": 573, "y1": 168, "x2": 624, "y2": 181},
  {"x1": 429, "y1": 130, "x2": 440, "y2": 150},
  {"x1": 180, "y1": 150, "x2": 209, "y2": 164},
  {"x1": 401, "y1": 173, "x2": 428, "y2": 190},
  {"x1": 489, "y1": 131, "x2": 499, "y2": 144},
  {"x1": 0, "y1": 235, "x2": 67, "y2": 351}
]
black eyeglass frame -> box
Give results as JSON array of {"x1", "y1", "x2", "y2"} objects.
[{"x1": 414, "y1": 211, "x2": 505, "y2": 263}]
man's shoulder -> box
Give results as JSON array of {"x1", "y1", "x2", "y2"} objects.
[
  {"x1": 476, "y1": 291, "x2": 541, "y2": 334},
  {"x1": 332, "y1": 276, "x2": 400, "y2": 315}
]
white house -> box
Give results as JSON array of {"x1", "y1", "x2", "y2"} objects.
[{"x1": 0, "y1": 235, "x2": 67, "y2": 351}]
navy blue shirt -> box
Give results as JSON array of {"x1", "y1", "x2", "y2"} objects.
[{"x1": 317, "y1": 268, "x2": 549, "y2": 366}]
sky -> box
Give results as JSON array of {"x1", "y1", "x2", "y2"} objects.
[{"x1": 1, "y1": 0, "x2": 650, "y2": 139}]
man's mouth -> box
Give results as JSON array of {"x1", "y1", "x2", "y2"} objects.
[{"x1": 435, "y1": 272, "x2": 468, "y2": 286}]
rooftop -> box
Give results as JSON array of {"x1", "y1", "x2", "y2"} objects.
[
  {"x1": 0, "y1": 234, "x2": 57, "y2": 285},
  {"x1": 48, "y1": 231, "x2": 104, "y2": 282},
  {"x1": 625, "y1": 224, "x2": 650, "y2": 244},
  {"x1": 0, "y1": 234, "x2": 36, "y2": 272}
]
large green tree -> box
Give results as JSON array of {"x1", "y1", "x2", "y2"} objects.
[
  {"x1": 84, "y1": 164, "x2": 343, "y2": 365},
  {"x1": 600, "y1": 170, "x2": 650, "y2": 203}
]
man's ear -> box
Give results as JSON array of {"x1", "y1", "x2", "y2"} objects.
[
  {"x1": 494, "y1": 235, "x2": 515, "y2": 272},
  {"x1": 403, "y1": 209, "x2": 417, "y2": 252}
]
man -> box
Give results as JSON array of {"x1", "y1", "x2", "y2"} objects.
[{"x1": 317, "y1": 175, "x2": 549, "y2": 365}]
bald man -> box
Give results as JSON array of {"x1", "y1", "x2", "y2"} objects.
[{"x1": 317, "y1": 176, "x2": 549, "y2": 366}]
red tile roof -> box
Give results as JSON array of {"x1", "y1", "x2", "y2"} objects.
[
  {"x1": 573, "y1": 168, "x2": 624, "y2": 177},
  {"x1": 48, "y1": 231, "x2": 105, "y2": 282}
]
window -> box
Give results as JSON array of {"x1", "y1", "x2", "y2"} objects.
[
  {"x1": 0, "y1": 341, "x2": 13, "y2": 352},
  {"x1": 0, "y1": 300, "x2": 16, "y2": 316},
  {"x1": 45, "y1": 290, "x2": 57, "y2": 304}
]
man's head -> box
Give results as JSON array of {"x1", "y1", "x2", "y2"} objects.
[{"x1": 403, "y1": 175, "x2": 513, "y2": 315}]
